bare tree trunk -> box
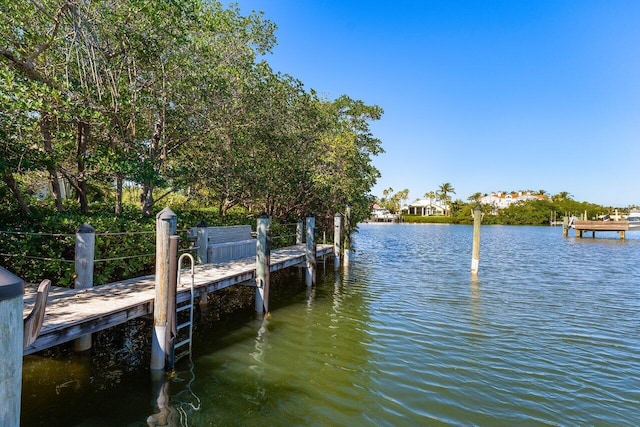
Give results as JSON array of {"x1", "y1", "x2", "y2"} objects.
[
  {"x1": 140, "y1": 119, "x2": 162, "y2": 216},
  {"x1": 40, "y1": 112, "x2": 64, "y2": 212},
  {"x1": 115, "y1": 174, "x2": 123, "y2": 215},
  {"x1": 140, "y1": 183, "x2": 154, "y2": 216},
  {"x1": 2, "y1": 172, "x2": 30, "y2": 215},
  {"x1": 76, "y1": 120, "x2": 89, "y2": 214}
]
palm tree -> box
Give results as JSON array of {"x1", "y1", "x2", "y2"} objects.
[
  {"x1": 468, "y1": 192, "x2": 482, "y2": 202},
  {"x1": 438, "y1": 182, "x2": 456, "y2": 215},
  {"x1": 424, "y1": 191, "x2": 436, "y2": 205},
  {"x1": 552, "y1": 191, "x2": 573, "y2": 202}
]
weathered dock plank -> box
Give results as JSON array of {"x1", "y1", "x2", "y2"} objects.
[
  {"x1": 573, "y1": 220, "x2": 630, "y2": 231},
  {"x1": 23, "y1": 244, "x2": 333, "y2": 355}
]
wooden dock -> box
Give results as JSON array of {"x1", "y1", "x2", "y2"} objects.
[
  {"x1": 571, "y1": 220, "x2": 630, "y2": 239},
  {"x1": 23, "y1": 244, "x2": 333, "y2": 356}
]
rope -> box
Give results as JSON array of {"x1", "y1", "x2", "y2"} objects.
[
  {"x1": 93, "y1": 253, "x2": 155, "y2": 262},
  {"x1": 96, "y1": 230, "x2": 155, "y2": 236},
  {"x1": 0, "y1": 230, "x2": 75, "y2": 238},
  {"x1": 272, "y1": 233, "x2": 298, "y2": 239},
  {"x1": 0, "y1": 253, "x2": 75, "y2": 263}
]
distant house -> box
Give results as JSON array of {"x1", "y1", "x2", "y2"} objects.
[
  {"x1": 479, "y1": 191, "x2": 546, "y2": 214},
  {"x1": 401, "y1": 199, "x2": 447, "y2": 216},
  {"x1": 370, "y1": 204, "x2": 399, "y2": 222}
]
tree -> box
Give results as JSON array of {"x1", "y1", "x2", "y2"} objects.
[
  {"x1": 424, "y1": 190, "x2": 436, "y2": 205},
  {"x1": 438, "y1": 182, "x2": 456, "y2": 215},
  {"x1": 552, "y1": 191, "x2": 573, "y2": 202},
  {"x1": 468, "y1": 192, "x2": 482, "y2": 202},
  {"x1": 1, "y1": 1, "x2": 383, "y2": 225}
]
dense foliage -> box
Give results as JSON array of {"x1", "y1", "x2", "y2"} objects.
[
  {"x1": 1, "y1": 0, "x2": 382, "y2": 224},
  {"x1": 1, "y1": 0, "x2": 382, "y2": 285}
]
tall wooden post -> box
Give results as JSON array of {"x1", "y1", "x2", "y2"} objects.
[
  {"x1": 256, "y1": 214, "x2": 271, "y2": 313},
  {"x1": 305, "y1": 214, "x2": 316, "y2": 286},
  {"x1": 471, "y1": 205, "x2": 482, "y2": 275},
  {"x1": 151, "y1": 207, "x2": 177, "y2": 371},
  {"x1": 196, "y1": 220, "x2": 209, "y2": 264},
  {"x1": 0, "y1": 267, "x2": 24, "y2": 426},
  {"x1": 165, "y1": 235, "x2": 179, "y2": 371},
  {"x1": 334, "y1": 212, "x2": 343, "y2": 270},
  {"x1": 296, "y1": 220, "x2": 304, "y2": 245},
  {"x1": 74, "y1": 223, "x2": 95, "y2": 352},
  {"x1": 344, "y1": 204, "x2": 352, "y2": 266},
  {"x1": 562, "y1": 216, "x2": 569, "y2": 237}
]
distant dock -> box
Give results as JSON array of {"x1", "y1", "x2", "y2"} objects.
[{"x1": 565, "y1": 220, "x2": 631, "y2": 240}]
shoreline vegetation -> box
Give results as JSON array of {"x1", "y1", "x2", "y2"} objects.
[{"x1": 374, "y1": 186, "x2": 638, "y2": 226}]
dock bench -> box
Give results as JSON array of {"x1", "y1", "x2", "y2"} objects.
[{"x1": 191, "y1": 225, "x2": 256, "y2": 264}]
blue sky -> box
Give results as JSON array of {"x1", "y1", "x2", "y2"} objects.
[{"x1": 228, "y1": 0, "x2": 640, "y2": 207}]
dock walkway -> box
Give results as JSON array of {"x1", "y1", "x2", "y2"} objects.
[{"x1": 23, "y1": 244, "x2": 333, "y2": 356}]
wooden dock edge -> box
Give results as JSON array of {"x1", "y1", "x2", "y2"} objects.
[{"x1": 23, "y1": 244, "x2": 333, "y2": 356}]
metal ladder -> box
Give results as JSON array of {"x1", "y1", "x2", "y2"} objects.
[{"x1": 174, "y1": 253, "x2": 195, "y2": 362}]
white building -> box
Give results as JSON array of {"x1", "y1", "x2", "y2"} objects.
[
  {"x1": 370, "y1": 204, "x2": 399, "y2": 222},
  {"x1": 402, "y1": 199, "x2": 448, "y2": 216},
  {"x1": 479, "y1": 191, "x2": 546, "y2": 213}
]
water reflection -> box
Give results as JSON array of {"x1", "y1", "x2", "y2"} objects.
[
  {"x1": 469, "y1": 276, "x2": 482, "y2": 321},
  {"x1": 147, "y1": 362, "x2": 202, "y2": 426},
  {"x1": 247, "y1": 316, "x2": 270, "y2": 405},
  {"x1": 147, "y1": 370, "x2": 173, "y2": 426}
]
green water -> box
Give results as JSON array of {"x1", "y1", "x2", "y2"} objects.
[{"x1": 21, "y1": 224, "x2": 640, "y2": 426}]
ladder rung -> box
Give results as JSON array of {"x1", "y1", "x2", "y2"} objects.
[
  {"x1": 175, "y1": 338, "x2": 191, "y2": 349},
  {"x1": 177, "y1": 321, "x2": 191, "y2": 331},
  {"x1": 175, "y1": 350, "x2": 190, "y2": 361},
  {"x1": 177, "y1": 304, "x2": 191, "y2": 313}
]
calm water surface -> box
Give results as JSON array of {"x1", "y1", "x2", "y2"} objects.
[{"x1": 22, "y1": 224, "x2": 640, "y2": 426}]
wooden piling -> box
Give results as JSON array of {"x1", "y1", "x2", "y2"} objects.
[
  {"x1": 296, "y1": 220, "x2": 304, "y2": 245},
  {"x1": 196, "y1": 220, "x2": 209, "y2": 264},
  {"x1": 165, "y1": 235, "x2": 179, "y2": 371},
  {"x1": 74, "y1": 223, "x2": 95, "y2": 352},
  {"x1": 344, "y1": 205, "x2": 352, "y2": 266},
  {"x1": 0, "y1": 267, "x2": 24, "y2": 427},
  {"x1": 151, "y1": 207, "x2": 177, "y2": 371},
  {"x1": 256, "y1": 214, "x2": 271, "y2": 313},
  {"x1": 471, "y1": 205, "x2": 482, "y2": 275},
  {"x1": 334, "y1": 212, "x2": 343, "y2": 270},
  {"x1": 306, "y1": 214, "x2": 316, "y2": 286}
]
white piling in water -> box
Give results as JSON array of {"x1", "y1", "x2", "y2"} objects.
[
  {"x1": 74, "y1": 223, "x2": 95, "y2": 352},
  {"x1": 471, "y1": 205, "x2": 482, "y2": 275},
  {"x1": 256, "y1": 214, "x2": 271, "y2": 313},
  {"x1": 0, "y1": 268, "x2": 24, "y2": 426},
  {"x1": 334, "y1": 212, "x2": 343, "y2": 270},
  {"x1": 344, "y1": 204, "x2": 353, "y2": 266},
  {"x1": 151, "y1": 207, "x2": 177, "y2": 371},
  {"x1": 306, "y1": 214, "x2": 316, "y2": 286}
]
